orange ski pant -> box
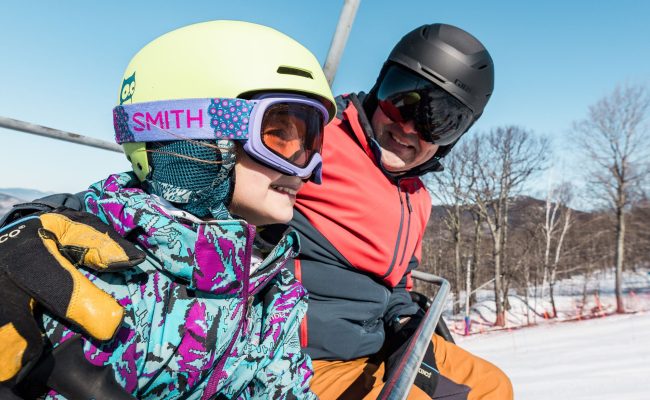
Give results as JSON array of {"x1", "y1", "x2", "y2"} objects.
[{"x1": 310, "y1": 334, "x2": 513, "y2": 400}]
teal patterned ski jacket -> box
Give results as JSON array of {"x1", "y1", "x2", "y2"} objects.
[{"x1": 41, "y1": 172, "x2": 316, "y2": 399}]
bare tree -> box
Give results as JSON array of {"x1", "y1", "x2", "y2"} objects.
[
  {"x1": 540, "y1": 182, "x2": 573, "y2": 317},
  {"x1": 418, "y1": 230, "x2": 447, "y2": 298},
  {"x1": 509, "y1": 222, "x2": 538, "y2": 325},
  {"x1": 467, "y1": 126, "x2": 549, "y2": 326},
  {"x1": 425, "y1": 140, "x2": 475, "y2": 313},
  {"x1": 469, "y1": 208, "x2": 483, "y2": 305},
  {"x1": 573, "y1": 84, "x2": 650, "y2": 313}
]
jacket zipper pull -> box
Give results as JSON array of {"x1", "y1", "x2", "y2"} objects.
[
  {"x1": 243, "y1": 295, "x2": 254, "y2": 335},
  {"x1": 396, "y1": 180, "x2": 404, "y2": 205},
  {"x1": 405, "y1": 191, "x2": 413, "y2": 213}
]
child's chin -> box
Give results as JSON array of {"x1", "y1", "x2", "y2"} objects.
[{"x1": 270, "y1": 208, "x2": 294, "y2": 225}]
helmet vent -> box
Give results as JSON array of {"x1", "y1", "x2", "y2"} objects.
[
  {"x1": 420, "y1": 65, "x2": 447, "y2": 84},
  {"x1": 478, "y1": 64, "x2": 488, "y2": 70},
  {"x1": 277, "y1": 66, "x2": 313, "y2": 79}
]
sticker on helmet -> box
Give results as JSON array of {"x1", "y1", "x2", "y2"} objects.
[{"x1": 120, "y1": 72, "x2": 137, "y2": 105}]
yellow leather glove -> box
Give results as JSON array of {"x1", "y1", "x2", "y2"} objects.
[{"x1": 0, "y1": 209, "x2": 145, "y2": 386}]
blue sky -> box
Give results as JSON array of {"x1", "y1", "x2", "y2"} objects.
[{"x1": 1, "y1": 1, "x2": 649, "y2": 194}]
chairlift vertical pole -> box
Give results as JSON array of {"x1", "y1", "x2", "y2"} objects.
[{"x1": 323, "y1": 0, "x2": 361, "y2": 87}]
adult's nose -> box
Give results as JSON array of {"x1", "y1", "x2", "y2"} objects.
[{"x1": 399, "y1": 119, "x2": 419, "y2": 136}]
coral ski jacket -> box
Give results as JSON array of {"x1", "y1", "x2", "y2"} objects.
[
  {"x1": 284, "y1": 94, "x2": 433, "y2": 360},
  {"x1": 31, "y1": 173, "x2": 315, "y2": 399}
]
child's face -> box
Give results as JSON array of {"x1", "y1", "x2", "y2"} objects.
[{"x1": 228, "y1": 149, "x2": 304, "y2": 226}]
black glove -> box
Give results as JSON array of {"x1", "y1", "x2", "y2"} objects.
[
  {"x1": 0, "y1": 209, "x2": 145, "y2": 386},
  {"x1": 385, "y1": 309, "x2": 439, "y2": 397}
]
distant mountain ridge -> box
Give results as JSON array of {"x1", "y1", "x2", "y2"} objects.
[
  {"x1": 0, "y1": 188, "x2": 54, "y2": 202},
  {"x1": 0, "y1": 193, "x2": 25, "y2": 218},
  {"x1": 0, "y1": 188, "x2": 56, "y2": 218}
]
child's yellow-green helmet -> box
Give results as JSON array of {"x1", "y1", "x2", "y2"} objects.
[{"x1": 116, "y1": 20, "x2": 336, "y2": 181}]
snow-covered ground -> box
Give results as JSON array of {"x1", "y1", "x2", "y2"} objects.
[
  {"x1": 443, "y1": 268, "x2": 650, "y2": 335},
  {"x1": 457, "y1": 312, "x2": 650, "y2": 400},
  {"x1": 437, "y1": 269, "x2": 650, "y2": 399}
]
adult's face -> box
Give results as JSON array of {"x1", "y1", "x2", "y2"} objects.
[{"x1": 371, "y1": 106, "x2": 439, "y2": 173}]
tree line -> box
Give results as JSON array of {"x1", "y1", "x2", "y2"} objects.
[{"x1": 417, "y1": 84, "x2": 650, "y2": 326}]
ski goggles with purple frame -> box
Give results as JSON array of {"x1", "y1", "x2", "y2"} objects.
[{"x1": 113, "y1": 94, "x2": 328, "y2": 183}]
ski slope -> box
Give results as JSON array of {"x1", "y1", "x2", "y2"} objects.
[{"x1": 456, "y1": 312, "x2": 650, "y2": 400}]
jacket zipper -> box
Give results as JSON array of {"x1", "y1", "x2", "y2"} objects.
[
  {"x1": 382, "y1": 183, "x2": 405, "y2": 279},
  {"x1": 202, "y1": 224, "x2": 255, "y2": 400},
  {"x1": 398, "y1": 190, "x2": 413, "y2": 266}
]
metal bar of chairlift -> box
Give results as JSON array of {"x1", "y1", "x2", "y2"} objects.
[
  {"x1": 378, "y1": 271, "x2": 451, "y2": 400},
  {"x1": 0, "y1": 116, "x2": 122, "y2": 153}
]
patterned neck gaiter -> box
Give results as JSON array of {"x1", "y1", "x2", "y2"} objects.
[{"x1": 145, "y1": 139, "x2": 236, "y2": 219}]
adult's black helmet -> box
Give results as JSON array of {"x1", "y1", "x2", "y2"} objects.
[
  {"x1": 389, "y1": 23, "x2": 494, "y2": 118},
  {"x1": 367, "y1": 23, "x2": 494, "y2": 161}
]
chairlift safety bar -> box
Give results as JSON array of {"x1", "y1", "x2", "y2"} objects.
[{"x1": 379, "y1": 271, "x2": 451, "y2": 400}]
